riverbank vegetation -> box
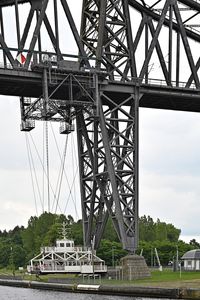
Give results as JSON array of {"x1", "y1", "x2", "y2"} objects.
[{"x1": 0, "y1": 212, "x2": 198, "y2": 271}]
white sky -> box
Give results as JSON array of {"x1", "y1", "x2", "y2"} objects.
[{"x1": 0, "y1": 0, "x2": 200, "y2": 244}]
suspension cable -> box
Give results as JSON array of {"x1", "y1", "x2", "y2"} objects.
[
  {"x1": 45, "y1": 121, "x2": 50, "y2": 213},
  {"x1": 49, "y1": 123, "x2": 74, "y2": 206},
  {"x1": 63, "y1": 164, "x2": 79, "y2": 219},
  {"x1": 29, "y1": 132, "x2": 58, "y2": 210},
  {"x1": 71, "y1": 133, "x2": 79, "y2": 219},
  {"x1": 42, "y1": 122, "x2": 45, "y2": 213},
  {"x1": 49, "y1": 123, "x2": 68, "y2": 212},
  {"x1": 27, "y1": 121, "x2": 79, "y2": 217},
  {"x1": 25, "y1": 133, "x2": 38, "y2": 216},
  {"x1": 50, "y1": 123, "x2": 79, "y2": 218},
  {"x1": 55, "y1": 135, "x2": 68, "y2": 214},
  {"x1": 25, "y1": 133, "x2": 44, "y2": 215}
]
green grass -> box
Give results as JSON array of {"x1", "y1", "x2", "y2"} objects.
[
  {"x1": 1, "y1": 268, "x2": 200, "y2": 288},
  {"x1": 101, "y1": 269, "x2": 200, "y2": 288},
  {"x1": 138, "y1": 269, "x2": 200, "y2": 282}
]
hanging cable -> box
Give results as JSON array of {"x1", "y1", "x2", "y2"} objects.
[
  {"x1": 71, "y1": 132, "x2": 79, "y2": 219},
  {"x1": 25, "y1": 133, "x2": 38, "y2": 216},
  {"x1": 49, "y1": 123, "x2": 68, "y2": 212},
  {"x1": 49, "y1": 123, "x2": 74, "y2": 206},
  {"x1": 55, "y1": 135, "x2": 68, "y2": 214},
  {"x1": 29, "y1": 132, "x2": 58, "y2": 210},
  {"x1": 25, "y1": 133, "x2": 45, "y2": 214},
  {"x1": 45, "y1": 121, "x2": 50, "y2": 213},
  {"x1": 63, "y1": 130, "x2": 79, "y2": 219},
  {"x1": 28, "y1": 136, "x2": 44, "y2": 212},
  {"x1": 63, "y1": 164, "x2": 79, "y2": 219},
  {"x1": 50, "y1": 131, "x2": 69, "y2": 213},
  {"x1": 27, "y1": 120, "x2": 79, "y2": 217},
  {"x1": 42, "y1": 122, "x2": 45, "y2": 213},
  {"x1": 50, "y1": 122, "x2": 80, "y2": 218}
]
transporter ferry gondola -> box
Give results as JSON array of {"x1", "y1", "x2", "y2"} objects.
[{"x1": 27, "y1": 236, "x2": 107, "y2": 275}]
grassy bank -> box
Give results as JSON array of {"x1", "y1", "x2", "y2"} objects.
[
  {"x1": 104, "y1": 269, "x2": 200, "y2": 288},
  {"x1": 1, "y1": 268, "x2": 200, "y2": 289}
]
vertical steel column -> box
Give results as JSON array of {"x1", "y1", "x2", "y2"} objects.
[
  {"x1": 36, "y1": 10, "x2": 42, "y2": 63},
  {"x1": 54, "y1": 0, "x2": 60, "y2": 61},
  {"x1": 18, "y1": 7, "x2": 35, "y2": 53},
  {"x1": 79, "y1": 0, "x2": 141, "y2": 251},
  {"x1": 176, "y1": 32, "x2": 180, "y2": 87},
  {"x1": 145, "y1": 16, "x2": 148, "y2": 83},
  {"x1": 61, "y1": 0, "x2": 89, "y2": 67},
  {"x1": 76, "y1": 112, "x2": 87, "y2": 246},
  {"x1": 81, "y1": 0, "x2": 136, "y2": 81},
  {"x1": 133, "y1": 86, "x2": 140, "y2": 250},
  {"x1": 24, "y1": 0, "x2": 49, "y2": 69},
  {"x1": 169, "y1": 4, "x2": 173, "y2": 84},
  {"x1": 15, "y1": 0, "x2": 20, "y2": 47},
  {"x1": 97, "y1": 89, "x2": 140, "y2": 252},
  {"x1": 0, "y1": 7, "x2": 7, "y2": 67},
  {"x1": 123, "y1": 0, "x2": 137, "y2": 78}
]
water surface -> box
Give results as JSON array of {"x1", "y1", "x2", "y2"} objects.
[{"x1": 0, "y1": 285, "x2": 179, "y2": 300}]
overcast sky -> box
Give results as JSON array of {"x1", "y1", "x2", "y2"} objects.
[{"x1": 0, "y1": 0, "x2": 200, "y2": 244}]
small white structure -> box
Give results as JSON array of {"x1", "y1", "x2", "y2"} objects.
[
  {"x1": 181, "y1": 249, "x2": 200, "y2": 271},
  {"x1": 27, "y1": 238, "x2": 107, "y2": 275}
]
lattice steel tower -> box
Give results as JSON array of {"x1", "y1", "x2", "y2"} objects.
[{"x1": 1, "y1": 0, "x2": 200, "y2": 253}]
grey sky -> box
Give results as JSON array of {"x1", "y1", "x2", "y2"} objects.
[{"x1": 139, "y1": 108, "x2": 200, "y2": 241}]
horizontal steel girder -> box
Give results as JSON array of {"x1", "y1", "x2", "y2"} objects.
[{"x1": 1, "y1": 68, "x2": 200, "y2": 112}]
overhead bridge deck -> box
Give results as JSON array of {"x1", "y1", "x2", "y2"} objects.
[{"x1": 0, "y1": 67, "x2": 200, "y2": 113}]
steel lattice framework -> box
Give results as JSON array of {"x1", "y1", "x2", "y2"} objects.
[{"x1": 1, "y1": 0, "x2": 200, "y2": 252}]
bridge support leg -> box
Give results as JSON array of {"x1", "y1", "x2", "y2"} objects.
[
  {"x1": 121, "y1": 254, "x2": 150, "y2": 280},
  {"x1": 76, "y1": 82, "x2": 143, "y2": 253}
]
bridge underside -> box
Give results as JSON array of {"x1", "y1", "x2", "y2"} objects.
[{"x1": 1, "y1": 68, "x2": 200, "y2": 113}]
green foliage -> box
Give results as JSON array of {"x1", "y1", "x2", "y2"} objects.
[
  {"x1": 10, "y1": 245, "x2": 26, "y2": 269},
  {"x1": 138, "y1": 239, "x2": 195, "y2": 266},
  {"x1": 71, "y1": 220, "x2": 83, "y2": 245},
  {"x1": 139, "y1": 215, "x2": 181, "y2": 243},
  {"x1": 189, "y1": 238, "x2": 200, "y2": 248},
  {"x1": 102, "y1": 218, "x2": 119, "y2": 242},
  {"x1": 97, "y1": 239, "x2": 127, "y2": 266},
  {"x1": 0, "y1": 241, "x2": 11, "y2": 268},
  {"x1": 0, "y1": 212, "x2": 196, "y2": 270}
]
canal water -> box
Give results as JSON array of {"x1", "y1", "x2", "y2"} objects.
[{"x1": 0, "y1": 286, "x2": 178, "y2": 300}]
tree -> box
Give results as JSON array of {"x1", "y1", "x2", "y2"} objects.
[
  {"x1": 97, "y1": 240, "x2": 127, "y2": 266},
  {"x1": 189, "y1": 239, "x2": 200, "y2": 248},
  {"x1": 71, "y1": 220, "x2": 83, "y2": 245},
  {"x1": 166, "y1": 223, "x2": 181, "y2": 242},
  {"x1": 139, "y1": 215, "x2": 180, "y2": 243},
  {"x1": 139, "y1": 215, "x2": 155, "y2": 242},
  {"x1": 0, "y1": 212, "x2": 187, "y2": 269},
  {"x1": 21, "y1": 226, "x2": 35, "y2": 262},
  {"x1": 155, "y1": 219, "x2": 167, "y2": 241},
  {"x1": 0, "y1": 241, "x2": 11, "y2": 268},
  {"x1": 43, "y1": 223, "x2": 61, "y2": 246},
  {"x1": 10, "y1": 245, "x2": 26, "y2": 269},
  {"x1": 102, "y1": 217, "x2": 119, "y2": 242}
]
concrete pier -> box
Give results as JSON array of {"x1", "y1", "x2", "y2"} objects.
[{"x1": 121, "y1": 254, "x2": 151, "y2": 280}]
